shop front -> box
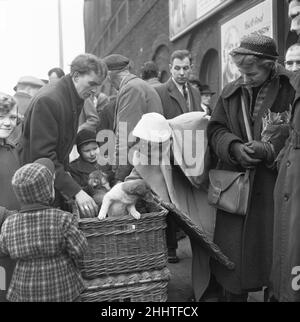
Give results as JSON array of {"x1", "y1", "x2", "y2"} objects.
[{"x1": 169, "y1": 0, "x2": 291, "y2": 106}]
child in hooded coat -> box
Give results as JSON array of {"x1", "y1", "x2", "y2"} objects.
[{"x1": 0, "y1": 158, "x2": 87, "y2": 302}]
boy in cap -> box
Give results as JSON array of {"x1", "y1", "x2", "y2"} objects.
[
  {"x1": 69, "y1": 129, "x2": 102, "y2": 191},
  {"x1": 0, "y1": 158, "x2": 87, "y2": 302}
]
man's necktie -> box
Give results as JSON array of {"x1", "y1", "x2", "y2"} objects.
[{"x1": 182, "y1": 83, "x2": 190, "y2": 110}]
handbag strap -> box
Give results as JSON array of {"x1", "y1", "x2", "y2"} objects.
[
  {"x1": 241, "y1": 96, "x2": 253, "y2": 178},
  {"x1": 241, "y1": 96, "x2": 253, "y2": 142}
]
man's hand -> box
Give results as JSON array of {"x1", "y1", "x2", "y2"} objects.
[
  {"x1": 230, "y1": 142, "x2": 261, "y2": 169},
  {"x1": 75, "y1": 190, "x2": 98, "y2": 218}
]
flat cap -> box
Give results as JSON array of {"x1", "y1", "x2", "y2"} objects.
[
  {"x1": 103, "y1": 54, "x2": 130, "y2": 71},
  {"x1": 14, "y1": 76, "x2": 45, "y2": 91}
]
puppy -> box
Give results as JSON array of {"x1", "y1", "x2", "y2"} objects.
[
  {"x1": 87, "y1": 170, "x2": 111, "y2": 207},
  {"x1": 98, "y1": 179, "x2": 153, "y2": 220}
]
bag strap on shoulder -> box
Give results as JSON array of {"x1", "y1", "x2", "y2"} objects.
[
  {"x1": 241, "y1": 96, "x2": 253, "y2": 178},
  {"x1": 241, "y1": 96, "x2": 253, "y2": 142}
]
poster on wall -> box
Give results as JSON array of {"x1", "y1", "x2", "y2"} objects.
[
  {"x1": 169, "y1": 0, "x2": 233, "y2": 41},
  {"x1": 221, "y1": 0, "x2": 274, "y2": 88}
]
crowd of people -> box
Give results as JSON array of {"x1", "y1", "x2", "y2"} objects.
[{"x1": 1, "y1": 1, "x2": 300, "y2": 303}]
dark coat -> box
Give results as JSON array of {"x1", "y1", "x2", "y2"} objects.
[
  {"x1": 97, "y1": 95, "x2": 116, "y2": 134},
  {"x1": 20, "y1": 75, "x2": 84, "y2": 200},
  {"x1": 0, "y1": 143, "x2": 20, "y2": 211},
  {"x1": 271, "y1": 80, "x2": 300, "y2": 301},
  {"x1": 69, "y1": 157, "x2": 100, "y2": 193},
  {"x1": 155, "y1": 78, "x2": 202, "y2": 119},
  {"x1": 207, "y1": 68, "x2": 295, "y2": 294}
]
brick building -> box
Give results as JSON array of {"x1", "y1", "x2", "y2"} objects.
[{"x1": 84, "y1": 0, "x2": 293, "y2": 104}]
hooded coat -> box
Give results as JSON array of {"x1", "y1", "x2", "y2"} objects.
[
  {"x1": 0, "y1": 163, "x2": 87, "y2": 302},
  {"x1": 126, "y1": 112, "x2": 216, "y2": 301}
]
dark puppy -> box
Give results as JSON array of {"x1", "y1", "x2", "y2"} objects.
[{"x1": 87, "y1": 170, "x2": 111, "y2": 207}]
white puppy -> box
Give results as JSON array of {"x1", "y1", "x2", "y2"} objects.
[{"x1": 98, "y1": 179, "x2": 153, "y2": 220}]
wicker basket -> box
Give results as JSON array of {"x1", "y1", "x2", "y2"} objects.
[
  {"x1": 77, "y1": 202, "x2": 168, "y2": 279},
  {"x1": 81, "y1": 268, "x2": 170, "y2": 302}
]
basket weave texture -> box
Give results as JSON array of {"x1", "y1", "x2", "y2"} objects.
[
  {"x1": 81, "y1": 268, "x2": 170, "y2": 302},
  {"x1": 77, "y1": 202, "x2": 168, "y2": 279}
]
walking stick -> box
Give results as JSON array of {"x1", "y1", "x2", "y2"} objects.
[{"x1": 153, "y1": 195, "x2": 235, "y2": 270}]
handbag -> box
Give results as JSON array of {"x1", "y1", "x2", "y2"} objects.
[{"x1": 208, "y1": 96, "x2": 252, "y2": 216}]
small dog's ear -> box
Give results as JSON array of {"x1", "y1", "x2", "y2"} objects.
[{"x1": 122, "y1": 180, "x2": 150, "y2": 197}]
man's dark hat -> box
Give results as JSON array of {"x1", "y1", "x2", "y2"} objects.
[
  {"x1": 230, "y1": 34, "x2": 279, "y2": 60},
  {"x1": 200, "y1": 84, "x2": 215, "y2": 96},
  {"x1": 76, "y1": 129, "x2": 97, "y2": 149},
  {"x1": 189, "y1": 76, "x2": 202, "y2": 87},
  {"x1": 103, "y1": 54, "x2": 130, "y2": 71}
]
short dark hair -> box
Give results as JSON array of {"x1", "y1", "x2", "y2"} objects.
[
  {"x1": 48, "y1": 67, "x2": 65, "y2": 78},
  {"x1": 70, "y1": 54, "x2": 108, "y2": 79},
  {"x1": 140, "y1": 61, "x2": 159, "y2": 80},
  {"x1": 170, "y1": 50, "x2": 192, "y2": 65}
]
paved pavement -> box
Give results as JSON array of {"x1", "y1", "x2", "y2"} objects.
[
  {"x1": 166, "y1": 236, "x2": 264, "y2": 302},
  {"x1": 167, "y1": 237, "x2": 193, "y2": 302}
]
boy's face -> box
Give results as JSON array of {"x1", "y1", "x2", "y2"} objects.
[
  {"x1": 0, "y1": 106, "x2": 18, "y2": 139},
  {"x1": 80, "y1": 142, "x2": 99, "y2": 163}
]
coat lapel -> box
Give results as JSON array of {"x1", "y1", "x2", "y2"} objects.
[{"x1": 167, "y1": 79, "x2": 188, "y2": 114}]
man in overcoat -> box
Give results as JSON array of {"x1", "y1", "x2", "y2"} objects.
[
  {"x1": 270, "y1": 42, "x2": 300, "y2": 302},
  {"x1": 103, "y1": 54, "x2": 163, "y2": 183},
  {"x1": 207, "y1": 35, "x2": 295, "y2": 301},
  {"x1": 20, "y1": 54, "x2": 107, "y2": 218},
  {"x1": 155, "y1": 50, "x2": 202, "y2": 119}
]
